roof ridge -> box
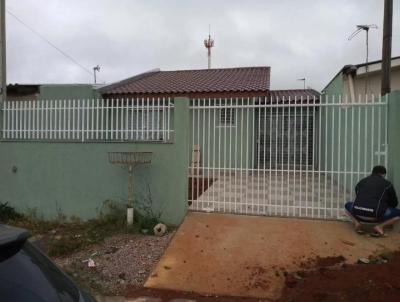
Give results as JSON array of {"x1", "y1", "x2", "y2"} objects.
[
  {"x1": 159, "y1": 66, "x2": 270, "y2": 73},
  {"x1": 97, "y1": 69, "x2": 160, "y2": 93},
  {"x1": 270, "y1": 88, "x2": 320, "y2": 93}
]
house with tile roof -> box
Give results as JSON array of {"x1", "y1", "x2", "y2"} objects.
[
  {"x1": 98, "y1": 67, "x2": 320, "y2": 172},
  {"x1": 4, "y1": 64, "x2": 392, "y2": 221}
]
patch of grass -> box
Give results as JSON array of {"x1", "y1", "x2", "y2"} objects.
[
  {"x1": 3, "y1": 201, "x2": 139, "y2": 257},
  {"x1": 2, "y1": 199, "x2": 167, "y2": 257}
]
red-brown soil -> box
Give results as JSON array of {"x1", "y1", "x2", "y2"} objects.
[
  {"x1": 188, "y1": 177, "x2": 214, "y2": 203},
  {"x1": 127, "y1": 252, "x2": 400, "y2": 301},
  {"x1": 314, "y1": 255, "x2": 346, "y2": 267},
  {"x1": 278, "y1": 251, "x2": 400, "y2": 302},
  {"x1": 125, "y1": 287, "x2": 267, "y2": 301}
]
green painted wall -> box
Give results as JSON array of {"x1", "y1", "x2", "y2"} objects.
[
  {"x1": 0, "y1": 98, "x2": 189, "y2": 225},
  {"x1": 322, "y1": 72, "x2": 344, "y2": 97},
  {"x1": 388, "y1": 90, "x2": 400, "y2": 196},
  {"x1": 39, "y1": 84, "x2": 101, "y2": 100},
  {"x1": 189, "y1": 98, "x2": 255, "y2": 171}
]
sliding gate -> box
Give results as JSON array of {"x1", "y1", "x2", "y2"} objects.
[{"x1": 188, "y1": 96, "x2": 388, "y2": 220}]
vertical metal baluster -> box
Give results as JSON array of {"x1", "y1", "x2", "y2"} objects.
[
  {"x1": 23, "y1": 101, "x2": 26, "y2": 139},
  {"x1": 337, "y1": 97, "x2": 342, "y2": 218},
  {"x1": 312, "y1": 96, "x2": 316, "y2": 218},
  {"x1": 73, "y1": 99, "x2": 76, "y2": 140},
  {"x1": 318, "y1": 96, "x2": 322, "y2": 218},
  {"x1": 287, "y1": 97, "x2": 291, "y2": 216},
  {"x1": 58, "y1": 99, "x2": 61, "y2": 140},
  {"x1": 197, "y1": 99, "x2": 201, "y2": 210},
  {"x1": 330, "y1": 96, "x2": 335, "y2": 218},
  {"x1": 27, "y1": 101, "x2": 31, "y2": 139},
  {"x1": 343, "y1": 96, "x2": 348, "y2": 208},
  {"x1": 293, "y1": 97, "x2": 297, "y2": 216},
  {"x1": 63, "y1": 100, "x2": 66, "y2": 140}
]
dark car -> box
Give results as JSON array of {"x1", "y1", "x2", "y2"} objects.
[{"x1": 0, "y1": 224, "x2": 96, "y2": 302}]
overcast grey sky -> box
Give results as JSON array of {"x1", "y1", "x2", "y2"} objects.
[{"x1": 5, "y1": 0, "x2": 400, "y2": 90}]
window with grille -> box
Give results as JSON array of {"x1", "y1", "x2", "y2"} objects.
[
  {"x1": 219, "y1": 108, "x2": 235, "y2": 126},
  {"x1": 126, "y1": 109, "x2": 164, "y2": 141}
]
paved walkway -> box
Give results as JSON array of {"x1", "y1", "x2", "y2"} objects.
[
  {"x1": 189, "y1": 171, "x2": 349, "y2": 219},
  {"x1": 145, "y1": 212, "x2": 400, "y2": 300}
]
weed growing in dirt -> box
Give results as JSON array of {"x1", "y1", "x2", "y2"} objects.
[
  {"x1": 1, "y1": 185, "x2": 168, "y2": 257},
  {"x1": 0, "y1": 202, "x2": 23, "y2": 221},
  {"x1": 1, "y1": 201, "x2": 142, "y2": 257},
  {"x1": 133, "y1": 183, "x2": 162, "y2": 234}
]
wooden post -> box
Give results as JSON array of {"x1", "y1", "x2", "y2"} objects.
[
  {"x1": 0, "y1": 0, "x2": 6, "y2": 103},
  {"x1": 381, "y1": 0, "x2": 393, "y2": 96},
  {"x1": 127, "y1": 164, "x2": 134, "y2": 225}
]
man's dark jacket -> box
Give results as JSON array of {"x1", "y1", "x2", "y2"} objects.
[{"x1": 352, "y1": 174, "x2": 398, "y2": 219}]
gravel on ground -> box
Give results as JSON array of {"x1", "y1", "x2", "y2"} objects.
[{"x1": 56, "y1": 232, "x2": 174, "y2": 295}]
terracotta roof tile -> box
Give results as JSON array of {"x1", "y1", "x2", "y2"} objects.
[
  {"x1": 264, "y1": 89, "x2": 320, "y2": 103},
  {"x1": 99, "y1": 67, "x2": 270, "y2": 96}
]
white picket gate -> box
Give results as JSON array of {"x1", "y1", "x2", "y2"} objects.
[{"x1": 188, "y1": 95, "x2": 388, "y2": 220}]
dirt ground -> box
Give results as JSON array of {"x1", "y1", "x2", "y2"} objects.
[
  {"x1": 126, "y1": 251, "x2": 400, "y2": 301},
  {"x1": 126, "y1": 287, "x2": 269, "y2": 301},
  {"x1": 145, "y1": 212, "x2": 400, "y2": 300},
  {"x1": 278, "y1": 250, "x2": 400, "y2": 302}
]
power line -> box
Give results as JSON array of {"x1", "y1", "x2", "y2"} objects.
[{"x1": 7, "y1": 8, "x2": 100, "y2": 81}]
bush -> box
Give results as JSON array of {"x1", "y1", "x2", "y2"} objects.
[
  {"x1": 0, "y1": 202, "x2": 23, "y2": 222},
  {"x1": 135, "y1": 211, "x2": 160, "y2": 233}
]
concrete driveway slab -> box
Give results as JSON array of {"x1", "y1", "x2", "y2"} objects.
[{"x1": 145, "y1": 212, "x2": 400, "y2": 300}]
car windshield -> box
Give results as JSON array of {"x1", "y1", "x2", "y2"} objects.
[{"x1": 0, "y1": 241, "x2": 80, "y2": 302}]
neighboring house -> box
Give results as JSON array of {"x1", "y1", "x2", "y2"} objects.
[
  {"x1": 320, "y1": 58, "x2": 400, "y2": 195},
  {"x1": 322, "y1": 56, "x2": 400, "y2": 101},
  {"x1": 7, "y1": 83, "x2": 101, "y2": 101},
  {"x1": 99, "y1": 67, "x2": 320, "y2": 169}
]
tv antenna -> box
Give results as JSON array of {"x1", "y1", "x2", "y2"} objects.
[
  {"x1": 93, "y1": 65, "x2": 100, "y2": 84},
  {"x1": 348, "y1": 24, "x2": 378, "y2": 93},
  {"x1": 204, "y1": 25, "x2": 214, "y2": 69},
  {"x1": 297, "y1": 78, "x2": 306, "y2": 89}
]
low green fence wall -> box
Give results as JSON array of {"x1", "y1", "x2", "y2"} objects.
[
  {"x1": 388, "y1": 90, "x2": 400, "y2": 197},
  {"x1": 0, "y1": 98, "x2": 189, "y2": 225}
]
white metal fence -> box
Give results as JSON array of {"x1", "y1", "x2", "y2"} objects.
[
  {"x1": 188, "y1": 95, "x2": 388, "y2": 220},
  {"x1": 1, "y1": 98, "x2": 174, "y2": 142}
]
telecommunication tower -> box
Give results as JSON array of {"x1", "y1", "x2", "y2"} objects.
[{"x1": 204, "y1": 26, "x2": 214, "y2": 69}]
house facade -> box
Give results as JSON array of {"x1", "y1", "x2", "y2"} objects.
[
  {"x1": 99, "y1": 67, "x2": 319, "y2": 171},
  {"x1": 3, "y1": 65, "x2": 396, "y2": 222}
]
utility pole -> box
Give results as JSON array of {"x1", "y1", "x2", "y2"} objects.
[
  {"x1": 381, "y1": 0, "x2": 392, "y2": 96},
  {"x1": 0, "y1": 0, "x2": 6, "y2": 103}
]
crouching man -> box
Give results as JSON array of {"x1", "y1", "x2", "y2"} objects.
[{"x1": 345, "y1": 166, "x2": 399, "y2": 237}]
